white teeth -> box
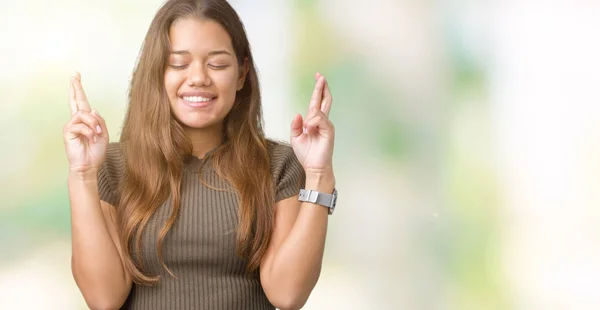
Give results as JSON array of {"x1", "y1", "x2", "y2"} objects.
[{"x1": 183, "y1": 96, "x2": 213, "y2": 103}]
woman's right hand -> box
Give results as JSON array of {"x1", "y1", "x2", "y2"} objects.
[{"x1": 63, "y1": 72, "x2": 110, "y2": 173}]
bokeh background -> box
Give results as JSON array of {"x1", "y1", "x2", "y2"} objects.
[{"x1": 1, "y1": 0, "x2": 599, "y2": 309}]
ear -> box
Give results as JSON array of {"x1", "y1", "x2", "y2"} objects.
[{"x1": 236, "y1": 57, "x2": 249, "y2": 91}]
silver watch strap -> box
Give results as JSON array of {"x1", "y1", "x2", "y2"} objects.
[{"x1": 298, "y1": 189, "x2": 334, "y2": 208}]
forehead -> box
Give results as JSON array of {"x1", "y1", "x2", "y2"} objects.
[{"x1": 168, "y1": 17, "x2": 234, "y2": 54}]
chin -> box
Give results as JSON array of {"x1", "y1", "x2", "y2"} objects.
[{"x1": 177, "y1": 116, "x2": 222, "y2": 130}]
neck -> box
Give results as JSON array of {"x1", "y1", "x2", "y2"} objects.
[{"x1": 184, "y1": 124, "x2": 224, "y2": 159}]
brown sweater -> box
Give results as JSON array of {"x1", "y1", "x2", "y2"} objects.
[{"x1": 97, "y1": 141, "x2": 305, "y2": 310}]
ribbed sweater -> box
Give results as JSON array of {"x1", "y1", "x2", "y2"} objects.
[{"x1": 96, "y1": 141, "x2": 305, "y2": 310}]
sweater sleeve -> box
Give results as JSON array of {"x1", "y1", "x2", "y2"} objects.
[
  {"x1": 270, "y1": 142, "x2": 306, "y2": 202},
  {"x1": 96, "y1": 142, "x2": 124, "y2": 206}
]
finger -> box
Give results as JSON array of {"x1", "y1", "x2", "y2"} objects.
[
  {"x1": 72, "y1": 72, "x2": 92, "y2": 112},
  {"x1": 305, "y1": 115, "x2": 319, "y2": 135},
  {"x1": 308, "y1": 76, "x2": 325, "y2": 118},
  {"x1": 91, "y1": 109, "x2": 109, "y2": 140},
  {"x1": 69, "y1": 82, "x2": 78, "y2": 115},
  {"x1": 305, "y1": 111, "x2": 334, "y2": 136},
  {"x1": 315, "y1": 72, "x2": 333, "y2": 116},
  {"x1": 69, "y1": 110, "x2": 102, "y2": 135},
  {"x1": 321, "y1": 77, "x2": 333, "y2": 117},
  {"x1": 290, "y1": 113, "x2": 304, "y2": 139},
  {"x1": 66, "y1": 123, "x2": 96, "y2": 143}
]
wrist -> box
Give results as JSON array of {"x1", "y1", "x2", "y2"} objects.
[
  {"x1": 304, "y1": 170, "x2": 335, "y2": 193},
  {"x1": 68, "y1": 168, "x2": 99, "y2": 183}
]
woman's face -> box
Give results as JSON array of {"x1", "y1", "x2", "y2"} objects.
[{"x1": 164, "y1": 17, "x2": 246, "y2": 130}]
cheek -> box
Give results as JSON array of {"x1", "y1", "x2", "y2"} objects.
[
  {"x1": 164, "y1": 72, "x2": 183, "y2": 97},
  {"x1": 213, "y1": 70, "x2": 239, "y2": 96}
]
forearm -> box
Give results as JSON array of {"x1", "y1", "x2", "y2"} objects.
[
  {"x1": 268, "y1": 172, "x2": 335, "y2": 304},
  {"x1": 68, "y1": 170, "x2": 129, "y2": 305}
]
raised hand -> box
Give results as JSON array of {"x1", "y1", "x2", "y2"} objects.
[
  {"x1": 290, "y1": 72, "x2": 335, "y2": 175},
  {"x1": 63, "y1": 72, "x2": 109, "y2": 173}
]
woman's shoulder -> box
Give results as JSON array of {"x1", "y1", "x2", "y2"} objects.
[
  {"x1": 266, "y1": 139, "x2": 295, "y2": 162},
  {"x1": 266, "y1": 139, "x2": 305, "y2": 200},
  {"x1": 105, "y1": 141, "x2": 126, "y2": 165},
  {"x1": 98, "y1": 142, "x2": 126, "y2": 206},
  {"x1": 106, "y1": 141, "x2": 124, "y2": 153},
  {"x1": 100, "y1": 142, "x2": 127, "y2": 178},
  {"x1": 266, "y1": 139, "x2": 303, "y2": 173}
]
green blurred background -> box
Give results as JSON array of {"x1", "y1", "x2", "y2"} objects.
[{"x1": 1, "y1": 0, "x2": 599, "y2": 309}]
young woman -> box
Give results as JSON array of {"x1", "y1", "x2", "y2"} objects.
[{"x1": 63, "y1": 0, "x2": 336, "y2": 309}]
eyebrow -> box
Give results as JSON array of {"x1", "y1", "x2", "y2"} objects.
[{"x1": 170, "y1": 50, "x2": 232, "y2": 56}]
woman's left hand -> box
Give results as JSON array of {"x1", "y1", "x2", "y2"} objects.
[{"x1": 291, "y1": 73, "x2": 335, "y2": 175}]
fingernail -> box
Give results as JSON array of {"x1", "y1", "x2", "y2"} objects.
[
  {"x1": 96, "y1": 125, "x2": 102, "y2": 134},
  {"x1": 92, "y1": 110, "x2": 100, "y2": 117},
  {"x1": 93, "y1": 136, "x2": 97, "y2": 143}
]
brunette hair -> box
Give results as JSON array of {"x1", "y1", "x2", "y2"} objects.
[{"x1": 118, "y1": 0, "x2": 273, "y2": 285}]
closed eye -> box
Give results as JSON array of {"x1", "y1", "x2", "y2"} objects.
[
  {"x1": 169, "y1": 64, "x2": 188, "y2": 70},
  {"x1": 169, "y1": 64, "x2": 227, "y2": 70},
  {"x1": 209, "y1": 64, "x2": 229, "y2": 70}
]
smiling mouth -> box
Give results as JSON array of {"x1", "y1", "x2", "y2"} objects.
[
  {"x1": 181, "y1": 96, "x2": 217, "y2": 107},
  {"x1": 182, "y1": 95, "x2": 215, "y2": 102}
]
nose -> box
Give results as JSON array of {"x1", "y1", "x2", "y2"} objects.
[{"x1": 186, "y1": 63, "x2": 211, "y2": 87}]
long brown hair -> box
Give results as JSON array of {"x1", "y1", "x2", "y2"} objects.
[{"x1": 118, "y1": 0, "x2": 274, "y2": 285}]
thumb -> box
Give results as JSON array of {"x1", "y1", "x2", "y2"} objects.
[{"x1": 290, "y1": 113, "x2": 303, "y2": 139}]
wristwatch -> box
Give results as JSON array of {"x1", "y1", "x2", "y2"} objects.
[{"x1": 298, "y1": 188, "x2": 338, "y2": 215}]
